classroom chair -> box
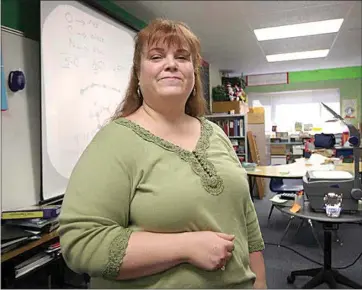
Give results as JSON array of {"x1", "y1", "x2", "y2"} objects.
[
  {"x1": 268, "y1": 178, "x2": 323, "y2": 250},
  {"x1": 268, "y1": 177, "x2": 303, "y2": 220}
]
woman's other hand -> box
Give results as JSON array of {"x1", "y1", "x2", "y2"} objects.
[{"x1": 182, "y1": 231, "x2": 235, "y2": 271}]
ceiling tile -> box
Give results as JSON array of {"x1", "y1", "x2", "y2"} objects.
[
  {"x1": 342, "y1": 1, "x2": 362, "y2": 30},
  {"x1": 329, "y1": 29, "x2": 362, "y2": 62},
  {"x1": 245, "y1": 2, "x2": 353, "y2": 29},
  {"x1": 259, "y1": 34, "x2": 337, "y2": 55},
  {"x1": 238, "y1": 1, "x2": 348, "y2": 15},
  {"x1": 115, "y1": 1, "x2": 361, "y2": 75}
]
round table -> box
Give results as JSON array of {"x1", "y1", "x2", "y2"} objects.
[
  {"x1": 247, "y1": 161, "x2": 362, "y2": 179},
  {"x1": 276, "y1": 202, "x2": 362, "y2": 289},
  {"x1": 246, "y1": 161, "x2": 362, "y2": 201}
]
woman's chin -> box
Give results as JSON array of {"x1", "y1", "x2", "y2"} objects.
[{"x1": 158, "y1": 88, "x2": 188, "y2": 99}]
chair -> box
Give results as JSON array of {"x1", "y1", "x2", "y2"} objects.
[
  {"x1": 268, "y1": 177, "x2": 303, "y2": 220},
  {"x1": 268, "y1": 178, "x2": 323, "y2": 249}
]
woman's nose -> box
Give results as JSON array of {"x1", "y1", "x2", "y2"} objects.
[{"x1": 164, "y1": 55, "x2": 177, "y2": 70}]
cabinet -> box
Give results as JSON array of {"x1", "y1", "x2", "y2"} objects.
[
  {"x1": 205, "y1": 114, "x2": 248, "y2": 162},
  {"x1": 1, "y1": 231, "x2": 88, "y2": 289}
]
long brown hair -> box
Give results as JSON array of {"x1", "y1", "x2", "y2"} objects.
[{"x1": 110, "y1": 18, "x2": 207, "y2": 120}]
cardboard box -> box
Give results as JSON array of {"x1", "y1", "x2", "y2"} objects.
[
  {"x1": 270, "y1": 144, "x2": 286, "y2": 155},
  {"x1": 247, "y1": 107, "x2": 265, "y2": 124},
  {"x1": 212, "y1": 101, "x2": 249, "y2": 114}
]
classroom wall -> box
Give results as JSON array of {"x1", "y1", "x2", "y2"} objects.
[
  {"x1": 209, "y1": 64, "x2": 222, "y2": 88},
  {"x1": 1, "y1": 0, "x2": 40, "y2": 41},
  {"x1": 0, "y1": 0, "x2": 146, "y2": 41},
  {"x1": 0, "y1": 0, "x2": 146, "y2": 210},
  {"x1": 245, "y1": 66, "x2": 362, "y2": 127},
  {"x1": 1, "y1": 0, "x2": 221, "y2": 209},
  {"x1": 1, "y1": 28, "x2": 41, "y2": 210},
  {"x1": 3, "y1": 1, "x2": 359, "y2": 209},
  {"x1": 209, "y1": 64, "x2": 222, "y2": 111}
]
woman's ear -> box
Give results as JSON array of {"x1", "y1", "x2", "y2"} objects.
[{"x1": 136, "y1": 69, "x2": 141, "y2": 81}]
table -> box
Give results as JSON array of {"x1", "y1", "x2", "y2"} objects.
[
  {"x1": 276, "y1": 202, "x2": 362, "y2": 289},
  {"x1": 246, "y1": 161, "x2": 362, "y2": 200},
  {"x1": 247, "y1": 161, "x2": 362, "y2": 179}
]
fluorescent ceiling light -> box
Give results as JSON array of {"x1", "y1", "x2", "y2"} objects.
[
  {"x1": 266, "y1": 49, "x2": 329, "y2": 62},
  {"x1": 254, "y1": 18, "x2": 344, "y2": 41}
]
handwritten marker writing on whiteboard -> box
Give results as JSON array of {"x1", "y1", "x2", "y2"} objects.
[{"x1": 1, "y1": 54, "x2": 8, "y2": 111}]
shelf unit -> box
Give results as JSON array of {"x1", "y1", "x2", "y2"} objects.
[
  {"x1": 268, "y1": 140, "x2": 304, "y2": 164},
  {"x1": 205, "y1": 114, "x2": 248, "y2": 162}
]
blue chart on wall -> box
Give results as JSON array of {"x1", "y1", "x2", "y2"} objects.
[{"x1": 1, "y1": 54, "x2": 9, "y2": 111}]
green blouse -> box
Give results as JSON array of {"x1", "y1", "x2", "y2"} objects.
[{"x1": 58, "y1": 117, "x2": 265, "y2": 289}]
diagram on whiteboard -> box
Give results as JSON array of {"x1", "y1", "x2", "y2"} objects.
[{"x1": 42, "y1": 4, "x2": 135, "y2": 179}]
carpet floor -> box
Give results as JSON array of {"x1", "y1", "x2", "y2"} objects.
[{"x1": 254, "y1": 191, "x2": 362, "y2": 289}]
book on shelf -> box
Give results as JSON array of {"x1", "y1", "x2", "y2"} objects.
[
  {"x1": 211, "y1": 119, "x2": 244, "y2": 137},
  {"x1": 1, "y1": 225, "x2": 35, "y2": 244},
  {"x1": 1, "y1": 205, "x2": 61, "y2": 220},
  {"x1": 4, "y1": 216, "x2": 59, "y2": 233},
  {"x1": 15, "y1": 252, "x2": 55, "y2": 278},
  {"x1": 1, "y1": 224, "x2": 40, "y2": 251}
]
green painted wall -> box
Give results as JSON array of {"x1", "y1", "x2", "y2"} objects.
[
  {"x1": 92, "y1": 0, "x2": 146, "y2": 30},
  {"x1": 1, "y1": 0, "x2": 40, "y2": 40},
  {"x1": 246, "y1": 67, "x2": 362, "y2": 126},
  {"x1": 289, "y1": 66, "x2": 362, "y2": 83},
  {"x1": 1, "y1": 0, "x2": 146, "y2": 40}
]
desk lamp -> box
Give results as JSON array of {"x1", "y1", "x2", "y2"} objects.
[{"x1": 321, "y1": 102, "x2": 362, "y2": 201}]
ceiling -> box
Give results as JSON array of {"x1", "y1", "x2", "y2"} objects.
[{"x1": 115, "y1": 1, "x2": 362, "y2": 75}]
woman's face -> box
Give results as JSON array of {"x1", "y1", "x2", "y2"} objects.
[{"x1": 138, "y1": 41, "x2": 195, "y2": 102}]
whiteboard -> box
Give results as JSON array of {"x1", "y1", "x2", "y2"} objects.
[{"x1": 41, "y1": 1, "x2": 136, "y2": 201}]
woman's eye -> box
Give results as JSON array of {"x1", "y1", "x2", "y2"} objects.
[
  {"x1": 150, "y1": 55, "x2": 162, "y2": 60},
  {"x1": 177, "y1": 55, "x2": 188, "y2": 60}
]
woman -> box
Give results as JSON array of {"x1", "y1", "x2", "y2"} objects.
[{"x1": 58, "y1": 18, "x2": 267, "y2": 289}]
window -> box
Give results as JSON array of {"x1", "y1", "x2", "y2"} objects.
[{"x1": 248, "y1": 88, "x2": 341, "y2": 134}]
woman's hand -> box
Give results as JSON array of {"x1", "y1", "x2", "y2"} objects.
[{"x1": 181, "y1": 231, "x2": 235, "y2": 271}]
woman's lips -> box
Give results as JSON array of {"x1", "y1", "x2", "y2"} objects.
[{"x1": 161, "y1": 76, "x2": 182, "y2": 80}]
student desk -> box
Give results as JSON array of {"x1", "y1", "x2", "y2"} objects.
[{"x1": 276, "y1": 202, "x2": 362, "y2": 289}]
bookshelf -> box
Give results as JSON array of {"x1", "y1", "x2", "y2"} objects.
[{"x1": 205, "y1": 114, "x2": 248, "y2": 163}]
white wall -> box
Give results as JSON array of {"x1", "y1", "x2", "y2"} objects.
[
  {"x1": 1, "y1": 28, "x2": 41, "y2": 210},
  {"x1": 209, "y1": 64, "x2": 221, "y2": 89},
  {"x1": 209, "y1": 64, "x2": 221, "y2": 111}
]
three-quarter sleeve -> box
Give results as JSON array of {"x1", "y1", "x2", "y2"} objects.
[
  {"x1": 58, "y1": 125, "x2": 135, "y2": 280},
  {"x1": 245, "y1": 200, "x2": 265, "y2": 253}
]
